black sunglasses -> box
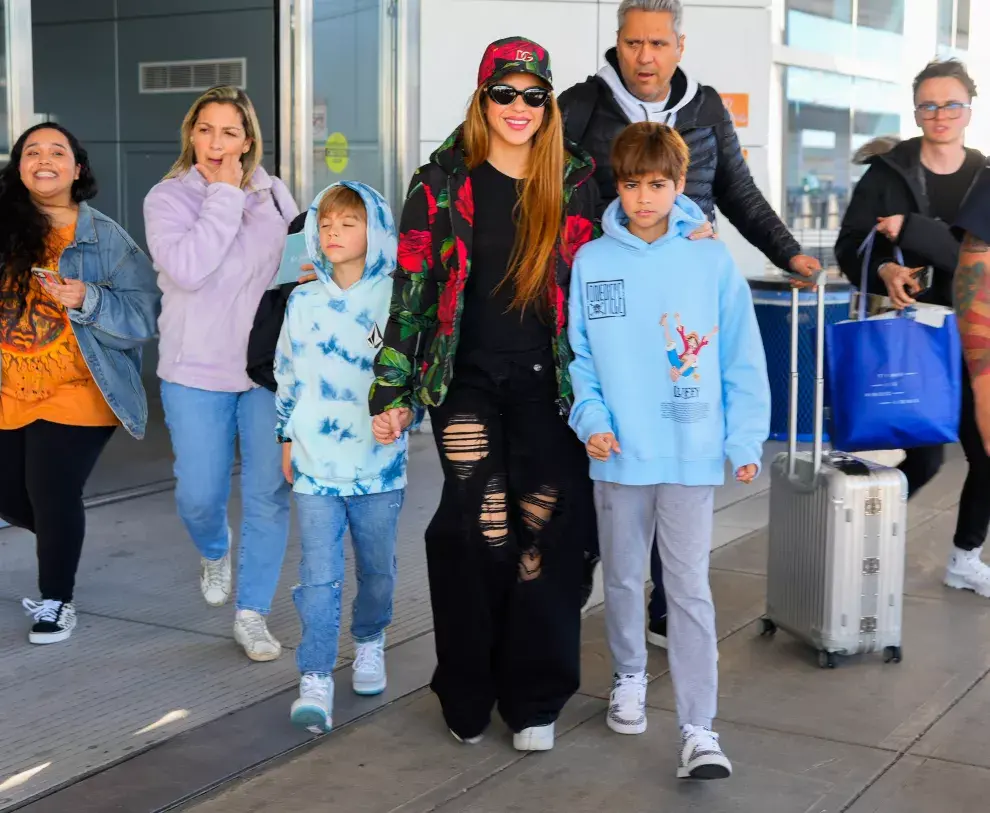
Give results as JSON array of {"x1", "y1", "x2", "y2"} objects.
[{"x1": 485, "y1": 84, "x2": 551, "y2": 108}]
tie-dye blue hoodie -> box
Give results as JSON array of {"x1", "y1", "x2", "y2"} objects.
[{"x1": 274, "y1": 182, "x2": 408, "y2": 497}]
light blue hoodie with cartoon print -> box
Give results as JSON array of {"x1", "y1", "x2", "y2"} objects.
[{"x1": 274, "y1": 181, "x2": 408, "y2": 497}]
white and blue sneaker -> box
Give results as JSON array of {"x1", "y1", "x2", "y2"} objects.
[
  {"x1": 607, "y1": 672, "x2": 648, "y2": 735},
  {"x1": 290, "y1": 673, "x2": 334, "y2": 734},
  {"x1": 352, "y1": 634, "x2": 387, "y2": 696}
]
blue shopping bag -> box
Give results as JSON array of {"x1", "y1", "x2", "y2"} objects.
[{"x1": 825, "y1": 230, "x2": 961, "y2": 452}]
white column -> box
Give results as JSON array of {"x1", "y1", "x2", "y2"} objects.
[
  {"x1": 966, "y1": 0, "x2": 990, "y2": 154},
  {"x1": 899, "y1": 0, "x2": 939, "y2": 141}
]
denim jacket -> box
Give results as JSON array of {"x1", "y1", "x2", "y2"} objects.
[{"x1": 28, "y1": 203, "x2": 160, "y2": 438}]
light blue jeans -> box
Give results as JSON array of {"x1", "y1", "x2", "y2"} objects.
[
  {"x1": 161, "y1": 381, "x2": 291, "y2": 615},
  {"x1": 294, "y1": 489, "x2": 404, "y2": 675}
]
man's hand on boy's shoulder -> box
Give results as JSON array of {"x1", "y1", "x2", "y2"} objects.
[
  {"x1": 688, "y1": 221, "x2": 716, "y2": 241},
  {"x1": 373, "y1": 407, "x2": 413, "y2": 445},
  {"x1": 735, "y1": 464, "x2": 758, "y2": 484},
  {"x1": 587, "y1": 432, "x2": 621, "y2": 462}
]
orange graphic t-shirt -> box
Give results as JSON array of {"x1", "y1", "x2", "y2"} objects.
[{"x1": 0, "y1": 223, "x2": 118, "y2": 429}]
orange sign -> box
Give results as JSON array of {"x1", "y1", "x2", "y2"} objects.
[{"x1": 720, "y1": 93, "x2": 749, "y2": 128}]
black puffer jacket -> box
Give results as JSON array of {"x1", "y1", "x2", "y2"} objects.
[
  {"x1": 834, "y1": 136, "x2": 987, "y2": 307},
  {"x1": 558, "y1": 52, "x2": 801, "y2": 271}
]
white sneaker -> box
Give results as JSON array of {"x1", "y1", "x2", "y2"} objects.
[
  {"x1": 23, "y1": 599, "x2": 77, "y2": 644},
  {"x1": 200, "y1": 552, "x2": 231, "y2": 607},
  {"x1": 678, "y1": 724, "x2": 732, "y2": 779},
  {"x1": 290, "y1": 673, "x2": 334, "y2": 734},
  {"x1": 944, "y1": 547, "x2": 990, "y2": 598},
  {"x1": 352, "y1": 634, "x2": 387, "y2": 696},
  {"x1": 513, "y1": 722, "x2": 555, "y2": 751},
  {"x1": 450, "y1": 729, "x2": 484, "y2": 745},
  {"x1": 233, "y1": 610, "x2": 282, "y2": 662},
  {"x1": 607, "y1": 672, "x2": 648, "y2": 735}
]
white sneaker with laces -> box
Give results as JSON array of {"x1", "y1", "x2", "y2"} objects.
[
  {"x1": 200, "y1": 552, "x2": 231, "y2": 607},
  {"x1": 290, "y1": 673, "x2": 334, "y2": 734},
  {"x1": 352, "y1": 634, "x2": 387, "y2": 696},
  {"x1": 944, "y1": 547, "x2": 990, "y2": 598},
  {"x1": 678, "y1": 724, "x2": 732, "y2": 779},
  {"x1": 607, "y1": 672, "x2": 648, "y2": 735},
  {"x1": 513, "y1": 722, "x2": 555, "y2": 751},
  {"x1": 233, "y1": 609, "x2": 282, "y2": 662},
  {"x1": 23, "y1": 598, "x2": 77, "y2": 644}
]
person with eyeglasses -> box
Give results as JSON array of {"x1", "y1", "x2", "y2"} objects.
[
  {"x1": 370, "y1": 37, "x2": 599, "y2": 752},
  {"x1": 835, "y1": 59, "x2": 990, "y2": 599}
]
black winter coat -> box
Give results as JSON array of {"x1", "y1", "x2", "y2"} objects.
[
  {"x1": 834, "y1": 136, "x2": 987, "y2": 307},
  {"x1": 558, "y1": 56, "x2": 801, "y2": 271}
]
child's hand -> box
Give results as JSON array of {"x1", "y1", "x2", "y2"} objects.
[
  {"x1": 281, "y1": 442, "x2": 293, "y2": 484},
  {"x1": 587, "y1": 433, "x2": 621, "y2": 462},
  {"x1": 373, "y1": 408, "x2": 413, "y2": 445},
  {"x1": 735, "y1": 464, "x2": 757, "y2": 484}
]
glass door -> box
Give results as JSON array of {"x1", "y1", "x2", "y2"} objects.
[{"x1": 283, "y1": 0, "x2": 401, "y2": 212}]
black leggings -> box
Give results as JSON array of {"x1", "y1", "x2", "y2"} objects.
[
  {"x1": 425, "y1": 363, "x2": 594, "y2": 736},
  {"x1": 0, "y1": 420, "x2": 115, "y2": 602}
]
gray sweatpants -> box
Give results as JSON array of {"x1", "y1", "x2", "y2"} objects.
[{"x1": 594, "y1": 481, "x2": 717, "y2": 729}]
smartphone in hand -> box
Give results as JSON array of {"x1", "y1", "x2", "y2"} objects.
[{"x1": 31, "y1": 267, "x2": 63, "y2": 287}]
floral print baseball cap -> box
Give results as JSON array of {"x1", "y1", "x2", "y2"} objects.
[{"x1": 477, "y1": 37, "x2": 553, "y2": 89}]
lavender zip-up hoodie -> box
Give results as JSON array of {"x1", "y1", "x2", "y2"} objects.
[{"x1": 144, "y1": 165, "x2": 299, "y2": 392}]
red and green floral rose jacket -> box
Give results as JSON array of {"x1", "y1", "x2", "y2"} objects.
[{"x1": 370, "y1": 125, "x2": 598, "y2": 417}]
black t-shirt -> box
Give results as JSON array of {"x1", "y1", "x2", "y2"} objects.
[
  {"x1": 456, "y1": 161, "x2": 551, "y2": 372},
  {"x1": 925, "y1": 161, "x2": 981, "y2": 226},
  {"x1": 956, "y1": 168, "x2": 990, "y2": 244}
]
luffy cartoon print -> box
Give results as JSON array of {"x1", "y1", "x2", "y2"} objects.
[{"x1": 661, "y1": 312, "x2": 718, "y2": 382}]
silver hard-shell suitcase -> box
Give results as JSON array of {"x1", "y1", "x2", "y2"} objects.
[{"x1": 761, "y1": 276, "x2": 908, "y2": 668}]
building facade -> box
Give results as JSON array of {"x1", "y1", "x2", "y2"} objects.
[{"x1": 0, "y1": 0, "x2": 983, "y2": 496}]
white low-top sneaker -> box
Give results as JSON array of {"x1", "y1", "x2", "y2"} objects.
[
  {"x1": 945, "y1": 547, "x2": 990, "y2": 598},
  {"x1": 607, "y1": 672, "x2": 648, "y2": 735},
  {"x1": 450, "y1": 729, "x2": 484, "y2": 744},
  {"x1": 513, "y1": 722, "x2": 555, "y2": 751},
  {"x1": 678, "y1": 724, "x2": 732, "y2": 779},
  {"x1": 233, "y1": 610, "x2": 282, "y2": 662},
  {"x1": 200, "y1": 552, "x2": 231, "y2": 607},
  {"x1": 290, "y1": 673, "x2": 334, "y2": 734},
  {"x1": 352, "y1": 634, "x2": 387, "y2": 696}
]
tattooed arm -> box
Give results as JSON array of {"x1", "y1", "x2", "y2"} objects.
[{"x1": 954, "y1": 232, "x2": 990, "y2": 452}]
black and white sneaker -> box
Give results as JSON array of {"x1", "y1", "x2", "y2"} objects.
[
  {"x1": 23, "y1": 598, "x2": 77, "y2": 644},
  {"x1": 678, "y1": 724, "x2": 732, "y2": 779},
  {"x1": 647, "y1": 616, "x2": 668, "y2": 649}
]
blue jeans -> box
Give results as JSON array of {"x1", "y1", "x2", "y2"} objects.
[
  {"x1": 161, "y1": 381, "x2": 291, "y2": 614},
  {"x1": 294, "y1": 490, "x2": 404, "y2": 675}
]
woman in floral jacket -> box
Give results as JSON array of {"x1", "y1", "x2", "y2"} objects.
[{"x1": 370, "y1": 37, "x2": 598, "y2": 752}]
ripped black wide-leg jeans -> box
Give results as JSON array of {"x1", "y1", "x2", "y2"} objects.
[{"x1": 425, "y1": 358, "x2": 594, "y2": 738}]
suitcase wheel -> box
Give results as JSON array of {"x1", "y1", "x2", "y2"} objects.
[
  {"x1": 818, "y1": 650, "x2": 838, "y2": 669},
  {"x1": 759, "y1": 618, "x2": 777, "y2": 637},
  {"x1": 883, "y1": 646, "x2": 903, "y2": 664}
]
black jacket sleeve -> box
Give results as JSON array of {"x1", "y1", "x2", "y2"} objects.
[
  {"x1": 710, "y1": 99, "x2": 801, "y2": 271},
  {"x1": 834, "y1": 164, "x2": 896, "y2": 296},
  {"x1": 897, "y1": 213, "x2": 962, "y2": 277}
]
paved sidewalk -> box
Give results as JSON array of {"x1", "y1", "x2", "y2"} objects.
[
  {"x1": 181, "y1": 448, "x2": 990, "y2": 813},
  {"x1": 0, "y1": 434, "x2": 775, "y2": 811}
]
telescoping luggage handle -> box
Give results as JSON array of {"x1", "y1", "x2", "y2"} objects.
[{"x1": 787, "y1": 271, "x2": 829, "y2": 480}]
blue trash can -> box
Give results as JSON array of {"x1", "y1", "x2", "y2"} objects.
[{"x1": 749, "y1": 276, "x2": 852, "y2": 442}]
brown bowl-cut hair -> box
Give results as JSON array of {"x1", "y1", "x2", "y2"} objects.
[
  {"x1": 317, "y1": 185, "x2": 367, "y2": 222},
  {"x1": 611, "y1": 122, "x2": 690, "y2": 184}
]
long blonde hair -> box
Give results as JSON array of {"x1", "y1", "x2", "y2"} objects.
[
  {"x1": 462, "y1": 81, "x2": 565, "y2": 312},
  {"x1": 165, "y1": 86, "x2": 263, "y2": 188}
]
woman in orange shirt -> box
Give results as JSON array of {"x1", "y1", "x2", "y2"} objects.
[{"x1": 0, "y1": 123, "x2": 159, "y2": 645}]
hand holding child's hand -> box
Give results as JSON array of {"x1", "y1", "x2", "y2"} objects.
[
  {"x1": 373, "y1": 408, "x2": 413, "y2": 445},
  {"x1": 735, "y1": 463, "x2": 757, "y2": 484},
  {"x1": 282, "y1": 443, "x2": 293, "y2": 484},
  {"x1": 587, "y1": 433, "x2": 621, "y2": 462}
]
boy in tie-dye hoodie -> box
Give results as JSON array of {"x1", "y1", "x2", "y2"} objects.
[{"x1": 274, "y1": 181, "x2": 414, "y2": 735}]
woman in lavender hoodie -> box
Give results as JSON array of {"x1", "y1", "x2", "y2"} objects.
[{"x1": 144, "y1": 86, "x2": 298, "y2": 661}]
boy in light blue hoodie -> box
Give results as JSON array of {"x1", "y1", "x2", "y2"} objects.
[
  {"x1": 568, "y1": 123, "x2": 770, "y2": 780},
  {"x1": 275, "y1": 181, "x2": 413, "y2": 735}
]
